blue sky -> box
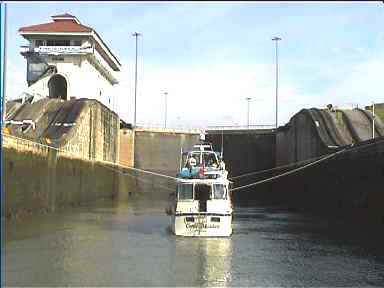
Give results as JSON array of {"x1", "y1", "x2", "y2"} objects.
[{"x1": 4, "y1": 1, "x2": 384, "y2": 128}]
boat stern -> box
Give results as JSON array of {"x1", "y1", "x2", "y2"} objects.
[{"x1": 173, "y1": 213, "x2": 232, "y2": 237}]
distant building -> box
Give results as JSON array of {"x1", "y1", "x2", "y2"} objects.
[{"x1": 19, "y1": 13, "x2": 121, "y2": 107}]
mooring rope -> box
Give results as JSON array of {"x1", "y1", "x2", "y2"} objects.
[
  {"x1": 228, "y1": 154, "x2": 326, "y2": 181},
  {"x1": 229, "y1": 137, "x2": 384, "y2": 192},
  {"x1": 2, "y1": 133, "x2": 179, "y2": 191},
  {"x1": 121, "y1": 166, "x2": 180, "y2": 181},
  {"x1": 229, "y1": 136, "x2": 384, "y2": 190},
  {"x1": 3, "y1": 133, "x2": 384, "y2": 193},
  {"x1": 229, "y1": 147, "x2": 348, "y2": 192},
  {"x1": 100, "y1": 164, "x2": 175, "y2": 192}
]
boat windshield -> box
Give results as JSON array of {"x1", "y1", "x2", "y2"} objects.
[
  {"x1": 185, "y1": 152, "x2": 218, "y2": 168},
  {"x1": 178, "y1": 183, "x2": 193, "y2": 200},
  {"x1": 212, "y1": 184, "x2": 227, "y2": 199},
  {"x1": 203, "y1": 152, "x2": 218, "y2": 167},
  {"x1": 187, "y1": 152, "x2": 201, "y2": 166}
]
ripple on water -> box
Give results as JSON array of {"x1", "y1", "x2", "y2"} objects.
[{"x1": 5, "y1": 199, "x2": 384, "y2": 286}]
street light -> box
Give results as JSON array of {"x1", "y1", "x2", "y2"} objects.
[
  {"x1": 372, "y1": 102, "x2": 376, "y2": 139},
  {"x1": 246, "y1": 97, "x2": 251, "y2": 128},
  {"x1": 164, "y1": 92, "x2": 168, "y2": 129},
  {"x1": 2, "y1": 2, "x2": 8, "y2": 123},
  {"x1": 132, "y1": 32, "x2": 142, "y2": 127},
  {"x1": 272, "y1": 36, "x2": 282, "y2": 128}
]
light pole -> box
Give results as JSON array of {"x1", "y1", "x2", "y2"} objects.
[
  {"x1": 246, "y1": 97, "x2": 251, "y2": 128},
  {"x1": 372, "y1": 102, "x2": 375, "y2": 139},
  {"x1": 132, "y1": 32, "x2": 141, "y2": 127},
  {"x1": 2, "y1": 2, "x2": 8, "y2": 123},
  {"x1": 164, "y1": 92, "x2": 168, "y2": 129},
  {"x1": 272, "y1": 36, "x2": 281, "y2": 128}
]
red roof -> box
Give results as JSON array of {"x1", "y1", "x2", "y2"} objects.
[
  {"x1": 19, "y1": 20, "x2": 92, "y2": 33},
  {"x1": 19, "y1": 14, "x2": 121, "y2": 70},
  {"x1": 52, "y1": 13, "x2": 76, "y2": 18}
]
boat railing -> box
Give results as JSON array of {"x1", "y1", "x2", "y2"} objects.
[{"x1": 177, "y1": 164, "x2": 227, "y2": 179}]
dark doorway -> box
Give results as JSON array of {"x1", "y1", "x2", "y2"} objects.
[
  {"x1": 48, "y1": 74, "x2": 67, "y2": 100},
  {"x1": 195, "y1": 184, "x2": 211, "y2": 212}
]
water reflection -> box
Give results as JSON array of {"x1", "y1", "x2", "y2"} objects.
[
  {"x1": 5, "y1": 200, "x2": 384, "y2": 286},
  {"x1": 173, "y1": 237, "x2": 233, "y2": 286},
  {"x1": 200, "y1": 238, "x2": 233, "y2": 286}
]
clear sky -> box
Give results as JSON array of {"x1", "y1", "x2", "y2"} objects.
[{"x1": 4, "y1": 1, "x2": 384, "y2": 128}]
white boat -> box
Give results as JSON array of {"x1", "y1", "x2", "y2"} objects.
[{"x1": 166, "y1": 142, "x2": 233, "y2": 237}]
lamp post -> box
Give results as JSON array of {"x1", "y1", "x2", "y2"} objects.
[
  {"x1": 164, "y1": 92, "x2": 168, "y2": 129},
  {"x1": 132, "y1": 32, "x2": 141, "y2": 127},
  {"x1": 372, "y1": 102, "x2": 375, "y2": 139},
  {"x1": 2, "y1": 2, "x2": 7, "y2": 123},
  {"x1": 246, "y1": 97, "x2": 251, "y2": 128},
  {"x1": 272, "y1": 36, "x2": 281, "y2": 128}
]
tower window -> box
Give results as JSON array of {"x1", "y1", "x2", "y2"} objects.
[
  {"x1": 47, "y1": 40, "x2": 70, "y2": 46},
  {"x1": 35, "y1": 40, "x2": 44, "y2": 47},
  {"x1": 72, "y1": 40, "x2": 82, "y2": 46}
]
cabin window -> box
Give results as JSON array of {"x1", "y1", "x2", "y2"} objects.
[
  {"x1": 178, "y1": 184, "x2": 193, "y2": 200},
  {"x1": 203, "y1": 152, "x2": 218, "y2": 167},
  {"x1": 211, "y1": 217, "x2": 220, "y2": 222},
  {"x1": 213, "y1": 184, "x2": 226, "y2": 199},
  {"x1": 190, "y1": 152, "x2": 201, "y2": 166}
]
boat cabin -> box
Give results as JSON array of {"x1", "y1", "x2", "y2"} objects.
[
  {"x1": 176, "y1": 181, "x2": 230, "y2": 212},
  {"x1": 170, "y1": 141, "x2": 233, "y2": 237},
  {"x1": 178, "y1": 182, "x2": 228, "y2": 200},
  {"x1": 184, "y1": 150, "x2": 220, "y2": 168}
]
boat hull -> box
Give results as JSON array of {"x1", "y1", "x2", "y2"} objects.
[{"x1": 171, "y1": 213, "x2": 232, "y2": 237}]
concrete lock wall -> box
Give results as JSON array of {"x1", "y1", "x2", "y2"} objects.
[
  {"x1": 3, "y1": 128, "x2": 200, "y2": 217},
  {"x1": 269, "y1": 137, "x2": 384, "y2": 225},
  {"x1": 6, "y1": 98, "x2": 120, "y2": 164},
  {"x1": 60, "y1": 99, "x2": 120, "y2": 163},
  {"x1": 3, "y1": 135, "x2": 135, "y2": 218},
  {"x1": 119, "y1": 128, "x2": 135, "y2": 167},
  {"x1": 206, "y1": 130, "x2": 276, "y2": 203},
  {"x1": 276, "y1": 113, "x2": 328, "y2": 166},
  {"x1": 133, "y1": 129, "x2": 200, "y2": 200}
]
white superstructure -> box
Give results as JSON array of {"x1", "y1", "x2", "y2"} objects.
[{"x1": 18, "y1": 13, "x2": 121, "y2": 107}]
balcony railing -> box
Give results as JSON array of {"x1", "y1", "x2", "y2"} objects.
[
  {"x1": 20, "y1": 45, "x2": 30, "y2": 54},
  {"x1": 19, "y1": 45, "x2": 93, "y2": 55},
  {"x1": 206, "y1": 124, "x2": 276, "y2": 131}
]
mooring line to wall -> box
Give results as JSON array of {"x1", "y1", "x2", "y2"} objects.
[
  {"x1": 3, "y1": 133, "x2": 384, "y2": 194},
  {"x1": 230, "y1": 136, "x2": 384, "y2": 192},
  {"x1": 228, "y1": 154, "x2": 327, "y2": 181},
  {"x1": 230, "y1": 147, "x2": 348, "y2": 192},
  {"x1": 3, "y1": 133, "x2": 178, "y2": 191},
  {"x1": 122, "y1": 166, "x2": 179, "y2": 181},
  {"x1": 229, "y1": 136, "x2": 384, "y2": 185},
  {"x1": 3, "y1": 133, "x2": 181, "y2": 181},
  {"x1": 100, "y1": 164, "x2": 175, "y2": 192}
]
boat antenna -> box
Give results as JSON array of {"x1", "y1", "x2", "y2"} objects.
[
  {"x1": 221, "y1": 129, "x2": 224, "y2": 159},
  {"x1": 179, "y1": 146, "x2": 183, "y2": 171}
]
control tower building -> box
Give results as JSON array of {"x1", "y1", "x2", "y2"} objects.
[{"x1": 19, "y1": 13, "x2": 121, "y2": 107}]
